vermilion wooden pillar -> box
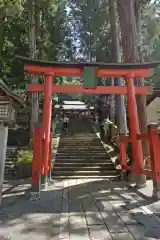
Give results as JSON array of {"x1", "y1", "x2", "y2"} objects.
[
  {"x1": 125, "y1": 74, "x2": 144, "y2": 175},
  {"x1": 41, "y1": 74, "x2": 53, "y2": 189},
  {"x1": 147, "y1": 123, "x2": 160, "y2": 198},
  {"x1": 48, "y1": 133, "x2": 52, "y2": 181},
  {"x1": 48, "y1": 104, "x2": 53, "y2": 181},
  {"x1": 41, "y1": 137, "x2": 44, "y2": 177}
]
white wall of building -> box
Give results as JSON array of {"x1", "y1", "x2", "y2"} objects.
[{"x1": 147, "y1": 97, "x2": 160, "y2": 124}]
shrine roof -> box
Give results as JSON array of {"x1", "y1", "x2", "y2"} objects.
[
  {"x1": 147, "y1": 88, "x2": 160, "y2": 105},
  {"x1": 0, "y1": 79, "x2": 27, "y2": 108},
  {"x1": 16, "y1": 56, "x2": 160, "y2": 70}
]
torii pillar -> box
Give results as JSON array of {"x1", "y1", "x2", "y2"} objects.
[{"x1": 41, "y1": 74, "x2": 53, "y2": 189}]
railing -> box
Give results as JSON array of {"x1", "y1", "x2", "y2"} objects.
[{"x1": 119, "y1": 123, "x2": 160, "y2": 184}]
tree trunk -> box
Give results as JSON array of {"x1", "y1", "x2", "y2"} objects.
[
  {"x1": 28, "y1": 0, "x2": 39, "y2": 138},
  {"x1": 134, "y1": 6, "x2": 150, "y2": 166},
  {"x1": 109, "y1": 78, "x2": 116, "y2": 123},
  {"x1": 0, "y1": 8, "x2": 6, "y2": 60},
  {"x1": 117, "y1": 0, "x2": 146, "y2": 187},
  {"x1": 117, "y1": 0, "x2": 139, "y2": 62},
  {"x1": 109, "y1": 0, "x2": 127, "y2": 133},
  {"x1": 35, "y1": 1, "x2": 45, "y2": 61}
]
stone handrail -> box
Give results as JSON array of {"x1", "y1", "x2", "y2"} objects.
[{"x1": 103, "y1": 120, "x2": 120, "y2": 148}]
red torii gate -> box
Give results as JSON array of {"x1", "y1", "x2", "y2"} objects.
[{"x1": 16, "y1": 56, "x2": 159, "y2": 199}]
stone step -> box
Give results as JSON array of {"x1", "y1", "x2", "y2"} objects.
[
  {"x1": 54, "y1": 162, "x2": 114, "y2": 166},
  {"x1": 5, "y1": 167, "x2": 13, "y2": 171},
  {"x1": 5, "y1": 162, "x2": 14, "y2": 166},
  {"x1": 55, "y1": 158, "x2": 110, "y2": 161},
  {"x1": 55, "y1": 156, "x2": 111, "y2": 160},
  {"x1": 58, "y1": 140, "x2": 101, "y2": 143},
  {"x1": 53, "y1": 155, "x2": 110, "y2": 162},
  {"x1": 54, "y1": 160, "x2": 112, "y2": 164},
  {"x1": 56, "y1": 151, "x2": 107, "y2": 154},
  {"x1": 59, "y1": 139, "x2": 101, "y2": 142},
  {"x1": 57, "y1": 147, "x2": 105, "y2": 151},
  {"x1": 4, "y1": 174, "x2": 14, "y2": 179},
  {"x1": 53, "y1": 166, "x2": 115, "y2": 171},
  {"x1": 59, "y1": 137, "x2": 99, "y2": 139},
  {"x1": 57, "y1": 146, "x2": 105, "y2": 149},
  {"x1": 59, "y1": 134, "x2": 96, "y2": 137},
  {"x1": 58, "y1": 139, "x2": 100, "y2": 141},
  {"x1": 56, "y1": 149, "x2": 107, "y2": 152},
  {"x1": 60, "y1": 137, "x2": 100, "y2": 139},
  {"x1": 52, "y1": 175, "x2": 118, "y2": 179},
  {"x1": 57, "y1": 145, "x2": 103, "y2": 148},
  {"x1": 4, "y1": 147, "x2": 19, "y2": 179},
  {"x1": 59, "y1": 137, "x2": 97, "y2": 139},
  {"x1": 54, "y1": 155, "x2": 111, "y2": 159},
  {"x1": 58, "y1": 144, "x2": 103, "y2": 147},
  {"x1": 52, "y1": 170, "x2": 117, "y2": 176},
  {"x1": 55, "y1": 156, "x2": 108, "y2": 160},
  {"x1": 4, "y1": 169, "x2": 14, "y2": 178}
]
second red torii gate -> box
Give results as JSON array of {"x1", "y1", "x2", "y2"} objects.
[{"x1": 16, "y1": 55, "x2": 159, "y2": 198}]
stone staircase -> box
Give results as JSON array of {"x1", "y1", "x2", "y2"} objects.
[
  {"x1": 4, "y1": 127, "x2": 29, "y2": 179},
  {"x1": 52, "y1": 118, "x2": 118, "y2": 178},
  {"x1": 4, "y1": 147, "x2": 18, "y2": 179}
]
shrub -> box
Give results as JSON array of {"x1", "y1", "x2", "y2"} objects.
[{"x1": 17, "y1": 149, "x2": 33, "y2": 166}]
